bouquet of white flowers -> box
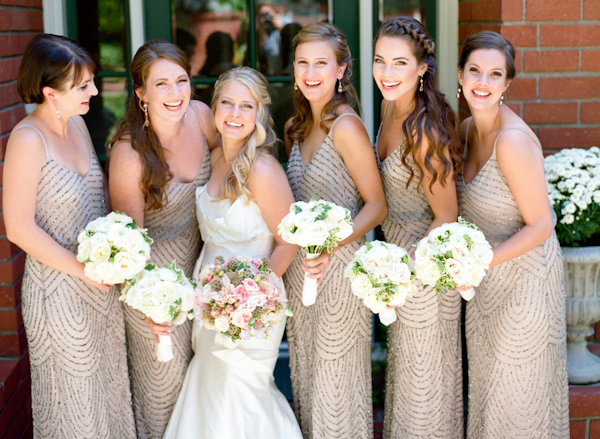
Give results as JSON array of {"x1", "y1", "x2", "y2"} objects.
[
  {"x1": 76, "y1": 211, "x2": 152, "y2": 284},
  {"x1": 195, "y1": 256, "x2": 292, "y2": 344},
  {"x1": 414, "y1": 218, "x2": 493, "y2": 301},
  {"x1": 120, "y1": 262, "x2": 196, "y2": 362},
  {"x1": 344, "y1": 241, "x2": 417, "y2": 325},
  {"x1": 278, "y1": 198, "x2": 354, "y2": 306},
  {"x1": 545, "y1": 146, "x2": 600, "y2": 247}
]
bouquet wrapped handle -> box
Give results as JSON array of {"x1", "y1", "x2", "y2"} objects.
[
  {"x1": 379, "y1": 307, "x2": 397, "y2": 326},
  {"x1": 459, "y1": 287, "x2": 475, "y2": 301},
  {"x1": 156, "y1": 335, "x2": 174, "y2": 362},
  {"x1": 302, "y1": 252, "x2": 320, "y2": 307}
]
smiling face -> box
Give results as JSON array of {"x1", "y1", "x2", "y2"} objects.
[
  {"x1": 373, "y1": 36, "x2": 427, "y2": 105},
  {"x1": 52, "y1": 68, "x2": 98, "y2": 117},
  {"x1": 136, "y1": 58, "x2": 191, "y2": 124},
  {"x1": 294, "y1": 40, "x2": 346, "y2": 108},
  {"x1": 214, "y1": 80, "x2": 258, "y2": 145},
  {"x1": 458, "y1": 48, "x2": 511, "y2": 110}
]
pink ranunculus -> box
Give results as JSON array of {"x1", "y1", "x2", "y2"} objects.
[
  {"x1": 210, "y1": 309, "x2": 221, "y2": 318},
  {"x1": 231, "y1": 309, "x2": 253, "y2": 328},
  {"x1": 225, "y1": 304, "x2": 235, "y2": 314},
  {"x1": 246, "y1": 294, "x2": 268, "y2": 310},
  {"x1": 265, "y1": 300, "x2": 276, "y2": 311},
  {"x1": 205, "y1": 274, "x2": 213, "y2": 282},
  {"x1": 242, "y1": 279, "x2": 261, "y2": 294}
]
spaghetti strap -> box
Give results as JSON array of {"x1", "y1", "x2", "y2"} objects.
[
  {"x1": 329, "y1": 112, "x2": 362, "y2": 133},
  {"x1": 71, "y1": 117, "x2": 95, "y2": 155},
  {"x1": 463, "y1": 119, "x2": 472, "y2": 158},
  {"x1": 382, "y1": 100, "x2": 390, "y2": 120},
  {"x1": 493, "y1": 126, "x2": 542, "y2": 153},
  {"x1": 13, "y1": 124, "x2": 50, "y2": 159},
  {"x1": 190, "y1": 103, "x2": 208, "y2": 146}
]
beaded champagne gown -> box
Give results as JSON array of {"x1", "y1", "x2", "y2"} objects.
[
  {"x1": 284, "y1": 113, "x2": 373, "y2": 439},
  {"x1": 19, "y1": 121, "x2": 136, "y2": 438},
  {"x1": 122, "y1": 107, "x2": 211, "y2": 438},
  {"x1": 457, "y1": 122, "x2": 569, "y2": 438},
  {"x1": 375, "y1": 106, "x2": 464, "y2": 438}
]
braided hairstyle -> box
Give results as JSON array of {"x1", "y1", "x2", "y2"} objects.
[
  {"x1": 375, "y1": 17, "x2": 462, "y2": 190},
  {"x1": 287, "y1": 22, "x2": 361, "y2": 144}
]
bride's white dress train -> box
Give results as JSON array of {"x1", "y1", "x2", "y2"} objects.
[{"x1": 163, "y1": 184, "x2": 302, "y2": 439}]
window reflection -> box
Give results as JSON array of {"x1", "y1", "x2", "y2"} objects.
[{"x1": 379, "y1": 0, "x2": 426, "y2": 23}]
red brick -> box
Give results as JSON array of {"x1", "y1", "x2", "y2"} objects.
[
  {"x1": 502, "y1": 0, "x2": 523, "y2": 20},
  {"x1": 541, "y1": 25, "x2": 600, "y2": 47},
  {"x1": 506, "y1": 77, "x2": 537, "y2": 100},
  {"x1": 0, "y1": 0, "x2": 41, "y2": 6},
  {"x1": 582, "y1": 50, "x2": 600, "y2": 72},
  {"x1": 0, "y1": 280, "x2": 22, "y2": 309},
  {"x1": 505, "y1": 102, "x2": 521, "y2": 116},
  {"x1": 524, "y1": 102, "x2": 578, "y2": 124},
  {"x1": 0, "y1": 105, "x2": 25, "y2": 135},
  {"x1": 0, "y1": 212, "x2": 7, "y2": 235},
  {"x1": 459, "y1": 2, "x2": 472, "y2": 21},
  {"x1": 525, "y1": 0, "x2": 580, "y2": 21},
  {"x1": 0, "y1": 238, "x2": 21, "y2": 259},
  {"x1": 0, "y1": 83, "x2": 20, "y2": 108},
  {"x1": 0, "y1": 307, "x2": 22, "y2": 332},
  {"x1": 570, "y1": 420, "x2": 587, "y2": 439},
  {"x1": 459, "y1": 24, "x2": 501, "y2": 44},
  {"x1": 584, "y1": 0, "x2": 600, "y2": 20},
  {"x1": 514, "y1": 50, "x2": 523, "y2": 73},
  {"x1": 3, "y1": 403, "x2": 31, "y2": 439},
  {"x1": 539, "y1": 127, "x2": 600, "y2": 149},
  {"x1": 0, "y1": 57, "x2": 21, "y2": 84},
  {"x1": 500, "y1": 24, "x2": 537, "y2": 47},
  {"x1": 582, "y1": 102, "x2": 600, "y2": 124},
  {"x1": 0, "y1": 33, "x2": 38, "y2": 57},
  {"x1": 0, "y1": 370, "x2": 31, "y2": 435},
  {"x1": 468, "y1": 0, "x2": 502, "y2": 21},
  {"x1": 524, "y1": 50, "x2": 579, "y2": 73},
  {"x1": 591, "y1": 419, "x2": 600, "y2": 439},
  {"x1": 0, "y1": 251, "x2": 26, "y2": 283},
  {"x1": 540, "y1": 77, "x2": 600, "y2": 99},
  {"x1": 0, "y1": 328, "x2": 26, "y2": 357},
  {"x1": 0, "y1": 9, "x2": 43, "y2": 32}
]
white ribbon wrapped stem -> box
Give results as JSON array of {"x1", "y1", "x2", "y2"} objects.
[
  {"x1": 302, "y1": 252, "x2": 320, "y2": 307},
  {"x1": 156, "y1": 335, "x2": 174, "y2": 362}
]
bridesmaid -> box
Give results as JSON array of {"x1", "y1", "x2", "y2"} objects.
[
  {"x1": 456, "y1": 31, "x2": 569, "y2": 438},
  {"x1": 4, "y1": 34, "x2": 135, "y2": 437},
  {"x1": 108, "y1": 40, "x2": 218, "y2": 438},
  {"x1": 372, "y1": 18, "x2": 464, "y2": 439},
  {"x1": 284, "y1": 22, "x2": 387, "y2": 439}
]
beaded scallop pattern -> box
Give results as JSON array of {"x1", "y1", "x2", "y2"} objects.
[
  {"x1": 21, "y1": 139, "x2": 136, "y2": 438},
  {"x1": 284, "y1": 114, "x2": 373, "y2": 439},
  {"x1": 377, "y1": 140, "x2": 464, "y2": 439},
  {"x1": 456, "y1": 126, "x2": 569, "y2": 438},
  {"x1": 123, "y1": 145, "x2": 210, "y2": 438}
]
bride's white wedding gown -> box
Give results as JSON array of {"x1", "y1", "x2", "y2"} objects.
[{"x1": 163, "y1": 184, "x2": 302, "y2": 439}]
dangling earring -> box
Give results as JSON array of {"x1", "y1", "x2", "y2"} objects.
[
  {"x1": 500, "y1": 95, "x2": 504, "y2": 106},
  {"x1": 419, "y1": 75, "x2": 424, "y2": 92},
  {"x1": 140, "y1": 101, "x2": 149, "y2": 129},
  {"x1": 338, "y1": 79, "x2": 343, "y2": 93},
  {"x1": 54, "y1": 103, "x2": 60, "y2": 120},
  {"x1": 456, "y1": 87, "x2": 462, "y2": 99},
  {"x1": 294, "y1": 82, "x2": 298, "y2": 91}
]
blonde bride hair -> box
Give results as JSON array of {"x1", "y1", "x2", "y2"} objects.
[{"x1": 211, "y1": 67, "x2": 277, "y2": 202}]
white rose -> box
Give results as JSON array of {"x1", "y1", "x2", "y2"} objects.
[
  {"x1": 351, "y1": 274, "x2": 373, "y2": 299},
  {"x1": 388, "y1": 262, "x2": 411, "y2": 285},
  {"x1": 89, "y1": 240, "x2": 111, "y2": 263},
  {"x1": 214, "y1": 315, "x2": 230, "y2": 332},
  {"x1": 337, "y1": 221, "x2": 354, "y2": 241},
  {"x1": 293, "y1": 211, "x2": 318, "y2": 229},
  {"x1": 92, "y1": 261, "x2": 123, "y2": 284},
  {"x1": 363, "y1": 291, "x2": 387, "y2": 314},
  {"x1": 416, "y1": 260, "x2": 442, "y2": 285},
  {"x1": 470, "y1": 243, "x2": 493, "y2": 267},
  {"x1": 114, "y1": 229, "x2": 147, "y2": 255},
  {"x1": 86, "y1": 217, "x2": 111, "y2": 233},
  {"x1": 306, "y1": 221, "x2": 330, "y2": 246},
  {"x1": 135, "y1": 274, "x2": 160, "y2": 294},
  {"x1": 77, "y1": 239, "x2": 93, "y2": 262},
  {"x1": 444, "y1": 258, "x2": 469, "y2": 285},
  {"x1": 327, "y1": 205, "x2": 348, "y2": 222},
  {"x1": 158, "y1": 267, "x2": 178, "y2": 283},
  {"x1": 106, "y1": 211, "x2": 133, "y2": 224},
  {"x1": 106, "y1": 223, "x2": 129, "y2": 244},
  {"x1": 114, "y1": 252, "x2": 146, "y2": 280},
  {"x1": 179, "y1": 284, "x2": 196, "y2": 312},
  {"x1": 388, "y1": 289, "x2": 408, "y2": 307}
]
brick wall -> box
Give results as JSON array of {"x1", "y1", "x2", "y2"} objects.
[
  {"x1": 459, "y1": 0, "x2": 600, "y2": 153},
  {"x1": 0, "y1": 1, "x2": 41, "y2": 438}
]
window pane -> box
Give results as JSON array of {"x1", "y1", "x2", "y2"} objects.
[
  {"x1": 174, "y1": 0, "x2": 247, "y2": 77},
  {"x1": 380, "y1": 0, "x2": 426, "y2": 24}
]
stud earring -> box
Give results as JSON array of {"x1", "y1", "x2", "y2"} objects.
[
  {"x1": 456, "y1": 87, "x2": 462, "y2": 99},
  {"x1": 500, "y1": 95, "x2": 504, "y2": 106},
  {"x1": 54, "y1": 103, "x2": 60, "y2": 120},
  {"x1": 294, "y1": 82, "x2": 298, "y2": 91},
  {"x1": 338, "y1": 79, "x2": 343, "y2": 93}
]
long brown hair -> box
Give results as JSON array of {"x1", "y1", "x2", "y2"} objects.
[
  {"x1": 287, "y1": 23, "x2": 361, "y2": 143},
  {"x1": 108, "y1": 40, "x2": 192, "y2": 211},
  {"x1": 375, "y1": 17, "x2": 462, "y2": 190},
  {"x1": 211, "y1": 67, "x2": 277, "y2": 202}
]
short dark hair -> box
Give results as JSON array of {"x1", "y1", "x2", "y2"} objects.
[
  {"x1": 458, "y1": 31, "x2": 516, "y2": 81},
  {"x1": 17, "y1": 34, "x2": 98, "y2": 104}
]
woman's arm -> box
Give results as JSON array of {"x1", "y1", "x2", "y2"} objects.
[
  {"x1": 108, "y1": 141, "x2": 145, "y2": 226},
  {"x1": 489, "y1": 129, "x2": 553, "y2": 268},
  {"x1": 248, "y1": 155, "x2": 298, "y2": 277},
  {"x1": 3, "y1": 126, "x2": 109, "y2": 291}
]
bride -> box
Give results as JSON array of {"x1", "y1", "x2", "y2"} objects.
[{"x1": 163, "y1": 67, "x2": 302, "y2": 438}]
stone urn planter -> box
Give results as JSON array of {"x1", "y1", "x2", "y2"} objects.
[{"x1": 563, "y1": 246, "x2": 600, "y2": 384}]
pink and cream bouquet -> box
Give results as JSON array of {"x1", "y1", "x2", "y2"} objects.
[
  {"x1": 414, "y1": 218, "x2": 494, "y2": 301},
  {"x1": 277, "y1": 198, "x2": 354, "y2": 306},
  {"x1": 344, "y1": 241, "x2": 417, "y2": 325},
  {"x1": 195, "y1": 256, "x2": 292, "y2": 343},
  {"x1": 76, "y1": 211, "x2": 153, "y2": 284},
  {"x1": 119, "y1": 262, "x2": 196, "y2": 362}
]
